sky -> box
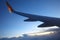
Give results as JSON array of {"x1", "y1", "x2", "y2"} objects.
[{"x1": 0, "y1": 0, "x2": 60, "y2": 38}]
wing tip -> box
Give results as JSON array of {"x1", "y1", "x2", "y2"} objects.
[{"x1": 6, "y1": 1, "x2": 14, "y2": 13}]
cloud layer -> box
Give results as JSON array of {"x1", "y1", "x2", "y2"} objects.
[{"x1": 0, "y1": 28, "x2": 60, "y2": 40}]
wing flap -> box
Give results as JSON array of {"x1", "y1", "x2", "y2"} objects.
[
  {"x1": 38, "y1": 23, "x2": 53, "y2": 27},
  {"x1": 24, "y1": 18, "x2": 37, "y2": 22}
]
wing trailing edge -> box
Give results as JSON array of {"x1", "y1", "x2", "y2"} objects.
[
  {"x1": 38, "y1": 23, "x2": 53, "y2": 27},
  {"x1": 24, "y1": 18, "x2": 37, "y2": 22}
]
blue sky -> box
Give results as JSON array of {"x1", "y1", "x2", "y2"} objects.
[{"x1": 0, "y1": 0, "x2": 60, "y2": 38}]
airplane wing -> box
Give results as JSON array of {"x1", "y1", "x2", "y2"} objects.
[{"x1": 6, "y1": 2, "x2": 59, "y2": 27}]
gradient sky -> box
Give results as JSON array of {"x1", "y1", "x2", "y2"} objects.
[{"x1": 0, "y1": 0, "x2": 60, "y2": 38}]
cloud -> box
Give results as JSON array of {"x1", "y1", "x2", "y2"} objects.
[
  {"x1": 46, "y1": 28, "x2": 60, "y2": 32},
  {"x1": 0, "y1": 28, "x2": 60, "y2": 40}
]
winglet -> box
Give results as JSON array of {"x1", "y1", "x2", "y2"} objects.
[{"x1": 6, "y1": 1, "x2": 14, "y2": 13}]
